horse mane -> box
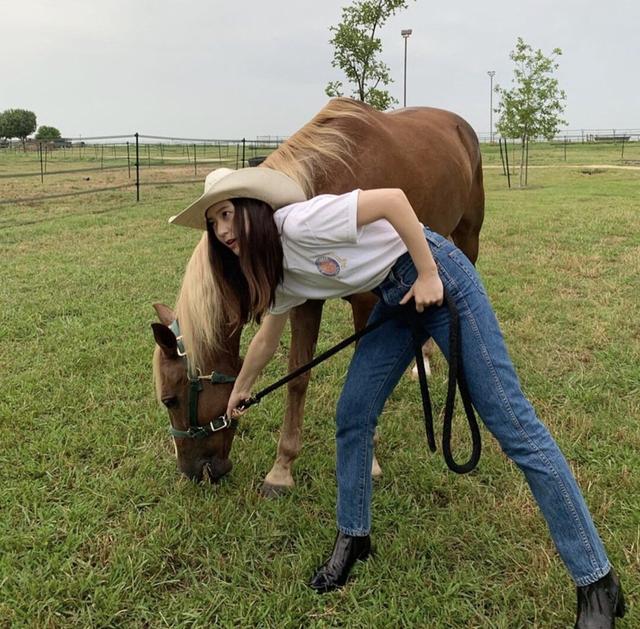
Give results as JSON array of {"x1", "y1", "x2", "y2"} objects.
[
  {"x1": 174, "y1": 232, "x2": 224, "y2": 371},
  {"x1": 175, "y1": 98, "x2": 374, "y2": 369},
  {"x1": 261, "y1": 97, "x2": 374, "y2": 196}
]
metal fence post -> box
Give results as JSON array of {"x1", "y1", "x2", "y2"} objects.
[
  {"x1": 127, "y1": 141, "x2": 131, "y2": 179},
  {"x1": 194, "y1": 143, "x2": 197, "y2": 175},
  {"x1": 135, "y1": 132, "x2": 140, "y2": 202},
  {"x1": 504, "y1": 139, "x2": 511, "y2": 189},
  {"x1": 39, "y1": 142, "x2": 44, "y2": 183}
]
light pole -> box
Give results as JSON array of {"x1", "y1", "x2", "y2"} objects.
[
  {"x1": 487, "y1": 70, "x2": 496, "y2": 143},
  {"x1": 401, "y1": 29, "x2": 413, "y2": 107}
]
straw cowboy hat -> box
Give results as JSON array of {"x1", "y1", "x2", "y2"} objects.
[{"x1": 169, "y1": 167, "x2": 307, "y2": 230}]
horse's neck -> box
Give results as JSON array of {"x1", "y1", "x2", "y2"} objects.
[{"x1": 205, "y1": 325, "x2": 243, "y2": 376}]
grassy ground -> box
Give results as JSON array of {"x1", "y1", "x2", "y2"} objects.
[{"x1": 1, "y1": 162, "x2": 639, "y2": 627}]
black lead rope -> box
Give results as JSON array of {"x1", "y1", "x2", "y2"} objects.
[{"x1": 239, "y1": 289, "x2": 482, "y2": 474}]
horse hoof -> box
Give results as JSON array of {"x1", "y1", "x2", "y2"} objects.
[{"x1": 260, "y1": 482, "x2": 291, "y2": 498}]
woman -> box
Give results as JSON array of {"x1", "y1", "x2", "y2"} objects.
[{"x1": 170, "y1": 168, "x2": 624, "y2": 627}]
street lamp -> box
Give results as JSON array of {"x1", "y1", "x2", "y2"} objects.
[
  {"x1": 401, "y1": 29, "x2": 413, "y2": 108},
  {"x1": 487, "y1": 70, "x2": 496, "y2": 143}
]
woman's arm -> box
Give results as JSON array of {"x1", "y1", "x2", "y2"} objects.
[
  {"x1": 357, "y1": 188, "x2": 443, "y2": 311},
  {"x1": 226, "y1": 311, "x2": 289, "y2": 417}
]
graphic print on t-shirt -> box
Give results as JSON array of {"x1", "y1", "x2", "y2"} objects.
[{"x1": 314, "y1": 253, "x2": 346, "y2": 277}]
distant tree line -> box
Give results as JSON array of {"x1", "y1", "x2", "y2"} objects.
[{"x1": 0, "y1": 108, "x2": 61, "y2": 149}]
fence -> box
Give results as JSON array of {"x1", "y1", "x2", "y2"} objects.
[
  {"x1": 476, "y1": 128, "x2": 640, "y2": 144},
  {"x1": 0, "y1": 133, "x2": 282, "y2": 206},
  {"x1": 2, "y1": 128, "x2": 639, "y2": 205}
]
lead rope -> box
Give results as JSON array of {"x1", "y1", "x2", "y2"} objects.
[
  {"x1": 401, "y1": 291, "x2": 481, "y2": 473},
  {"x1": 240, "y1": 289, "x2": 482, "y2": 474}
]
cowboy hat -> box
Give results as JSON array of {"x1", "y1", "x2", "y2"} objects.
[{"x1": 169, "y1": 167, "x2": 307, "y2": 230}]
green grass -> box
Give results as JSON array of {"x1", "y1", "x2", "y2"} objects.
[{"x1": 1, "y1": 165, "x2": 639, "y2": 627}]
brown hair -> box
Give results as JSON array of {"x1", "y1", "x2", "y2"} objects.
[{"x1": 206, "y1": 198, "x2": 283, "y2": 329}]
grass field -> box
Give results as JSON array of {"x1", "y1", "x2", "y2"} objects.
[{"x1": 1, "y1": 158, "x2": 639, "y2": 627}]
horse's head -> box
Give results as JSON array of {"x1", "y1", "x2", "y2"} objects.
[{"x1": 152, "y1": 303, "x2": 240, "y2": 483}]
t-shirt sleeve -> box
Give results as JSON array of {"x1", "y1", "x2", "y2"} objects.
[
  {"x1": 269, "y1": 287, "x2": 307, "y2": 316},
  {"x1": 282, "y1": 190, "x2": 360, "y2": 246}
]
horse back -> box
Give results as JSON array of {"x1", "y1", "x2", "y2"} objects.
[{"x1": 312, "y1": 103, "x2": 484, "y2": 245}]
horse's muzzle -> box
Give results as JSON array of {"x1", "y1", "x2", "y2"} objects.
[{"x1": 180, "y1": 457, "x2": 233, "y2": 483}]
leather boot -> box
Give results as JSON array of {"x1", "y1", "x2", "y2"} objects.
[
  {"x1": 575, "y1": 569, "x2": 625, "y2": 628},
  {"x1": 309, "y1": 531, "x2": 372, "y2": 593}
]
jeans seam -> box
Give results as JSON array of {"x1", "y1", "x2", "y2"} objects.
[
  {"x1": 352, "y1": 323, "x2": 415, "y2": 532},
  {"x1": 458, "y1": 290, "x2": 601, "y2": 574},
  {"x1": 448, "y1": 250, "x2": 486, "y2": 295}
]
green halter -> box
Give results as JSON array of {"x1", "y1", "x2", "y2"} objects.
[{"x1": 168, "y1": 319, "x2": 239, "y2": 439}]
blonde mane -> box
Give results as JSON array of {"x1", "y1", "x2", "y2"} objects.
[
  {"x1": 175, "y1": 98, "x2": 374, "y2": 370},
  {"x1": 262, "y1": 97, "x2": 374, "y2": 196},
  {"x1": 174, "y1": 233, "x2": 224, "y2": 371}
]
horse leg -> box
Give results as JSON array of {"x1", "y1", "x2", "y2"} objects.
[
  {"x1": 410, "y1": 338, "x2": 435, "y2": 380},
  {"x1": 262, "y1": 299, "x2": 324, "y2": 498},
  {"x1": 346, "y1": 292, "x2": 383, "y2": 479}
]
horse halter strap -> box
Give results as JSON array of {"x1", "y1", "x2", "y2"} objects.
[{"x1": 168, "y1": 320, "x2": 238, "y2": 440}]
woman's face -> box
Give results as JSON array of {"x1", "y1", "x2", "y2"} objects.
[{"x1": 207, "y1": 200, "x2": 240, "y2": 255}]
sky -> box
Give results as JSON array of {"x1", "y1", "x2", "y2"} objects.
[{"x1": 1, "y1": 0, "x2": 639, "y2": 140}]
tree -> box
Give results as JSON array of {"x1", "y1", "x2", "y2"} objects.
[
  {"x1": 0, "y1": 109, "x2": 37, "y2": 149},
  {"x1": 36, "y1": 125, "x2": 62, "y2": 141},
  {"x1": 495, "y1": 38, "x2": 567, "y2": 186},
  {"x1": 326, "y1": 0, "x2": 413, "y2": 111}
]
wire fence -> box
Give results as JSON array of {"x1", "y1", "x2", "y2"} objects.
[
  {"x1": 477, "y1": 128, "x2": 640, "y2": 144},
  {"x1": 0, "y1": 133, "x2": 282, "y2": 205},
  {"x1": 1, "y1": 128, "x2": 639, "y2": 206}
]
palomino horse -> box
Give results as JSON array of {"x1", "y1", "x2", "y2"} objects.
[{"x1": 152, "y1": 98, "x2": 484, "y2": 490}]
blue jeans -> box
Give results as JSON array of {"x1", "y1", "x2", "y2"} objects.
[{"x1": 335, "y1": 227, "x2": 610, "y2": 586}]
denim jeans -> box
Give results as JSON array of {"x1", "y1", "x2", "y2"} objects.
[{"x1": 335, "y1": 226, "x2": 611, "y2": 586}]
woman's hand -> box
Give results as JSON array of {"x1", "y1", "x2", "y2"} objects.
[
  {"x1": 226, "y1": 388, "x2": 251, "y2": 420},
  {"x1": 399, "y1": 271, "x2": 444, "y2": 312},
  {"x1": 223, "y1": 312, "x2": 289, "y2": 420}
]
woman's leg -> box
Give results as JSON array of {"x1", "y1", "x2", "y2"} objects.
[
  {"x1": 417, "y1": 230, "x2": 610, "y2": 585},
  {"x1": 334, "y1": 299, "x2": 420, "y2": 535},
  {"x1": 309, "y1": 296, "x2": 422, "y2": 592}
]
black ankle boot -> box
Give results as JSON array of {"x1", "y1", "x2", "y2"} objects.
[
  {"x1": 309, "y1": 531, "x2": 372, "y2": 593},
  {"x1": 575, "y1": 569, "x2": 625, "y2": 628}
]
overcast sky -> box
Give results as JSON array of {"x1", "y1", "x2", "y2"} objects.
[{"x1": 2, "y1": 0, "x2": 638, "y2": 139}]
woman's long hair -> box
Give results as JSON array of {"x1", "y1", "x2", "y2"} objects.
[{"x1": 206, "y1": 198, "x2": 283, "y2": 330}]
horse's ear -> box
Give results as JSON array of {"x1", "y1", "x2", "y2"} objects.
[
  {"x1": 153, "y1": 303, "x2": 175, "y2": 326},
  {"x1": 151, "y1": 322, "x2": 178, "y2": 358}
]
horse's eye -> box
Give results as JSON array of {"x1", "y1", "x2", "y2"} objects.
[{"x1": 162, "y1": 396, "x2": 178, "y2": 409}]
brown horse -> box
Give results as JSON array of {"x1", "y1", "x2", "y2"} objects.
[{"x1": 152, "y1": 98, "x2": 484, "y2": 490}]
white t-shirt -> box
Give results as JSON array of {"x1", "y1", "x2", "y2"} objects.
[{"x1": 270, "y1": 189, "x2": 410, "y2": 315}]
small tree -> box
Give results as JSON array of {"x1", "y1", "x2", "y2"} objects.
[
  {"x1": 0, "y1": 109, "x2": 37, "y2": 149},
  {"x1": 326, "y1": 0, "x2": 413, "y2": 111},
  {"x1": 495, "y1": 38, "x2": 566, "y2": 186},
  {"x1": 36, "y1": 126, "x2": 62, "y2": 141}
]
